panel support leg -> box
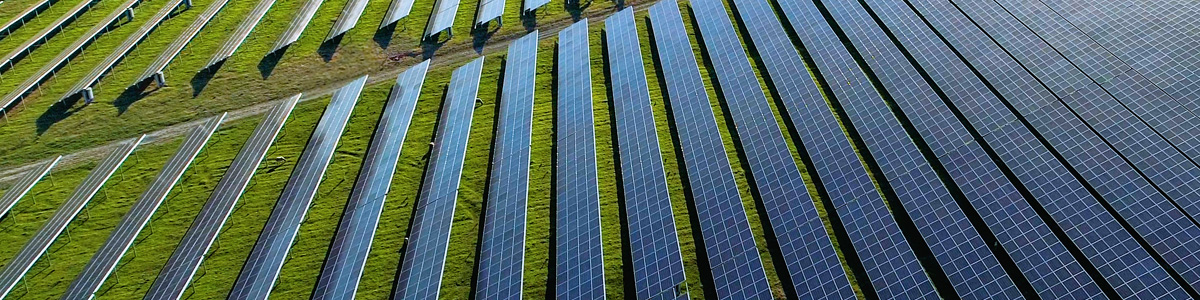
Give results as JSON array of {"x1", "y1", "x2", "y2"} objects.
[
  {"x1": 153, "y1": 72, "x2": 166, "y2": 87},
  {"x1": 82, "y1": 88, "x2": 94, "y2": 104}
]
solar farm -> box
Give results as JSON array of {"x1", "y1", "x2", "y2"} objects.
[{"x1": 0, "y1": 0, "x2": 1195, "y2": 298}]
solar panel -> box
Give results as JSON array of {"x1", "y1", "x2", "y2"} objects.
[
  {"x1": 604, "y1": 9, "x2": 692, "y2": 299},
  {"x1": 206, "y1": 0, "x2": 276, "y2": 68},
  {"x1": 63, "y1": 0, "x2": 189, "y2": 102},
  {"x1": 474, "y1": 0, "x2": 503, "y2": 26},
  {"x1": 772, "y1": 0, "x2": 1025, "y2": 298},
  {"x1": 143, "y1": 95, "x2": 299, "y2": 300},
  {"x1": 818, "y1": 0, "x2": 1112, "y2": 298},
  {"x1": 61, "y1": 115, "x2": 224, "y2": 300},
  {"x1": 554, "y1": 19, "x2": 607, "y2": 300},
  {"x1": 0, "y1": 0, "x2": 98, "y2": 72},
  {"x1": 0, "y1": 0, "x2": 141, "y2": 111},
  {"x1": 311, "y1": 60, "x2": 430, "y2": 300},
  {"x1": 392, "y1": 57, "x2": 483, "y2": 300},
  {"x1": 229, "y1": 77, "x2": 364, "y2": 299},
  {"x1": 137, "y1": 0, "x2": 232, "y2": 85},
  {"x1": 0, "y1": 156, "x2": 60, "y2": 220},
  {"x1": 271, "y1": 0, "x2": 323, "y2": 52},
  {"x1": 423, "y1": 0, "x2": 460, "y2": 38},
  {"x1": 523, "y1": 0, "x2": 548, "y2": 13},
  {"x1": 953, "y1": 0, "x2": 1200, "y2": 226},
  {"x1": 907, "y1": 0, "x2": 1200, "y2": 293},
  {"x1": 0, "y1": 135, "x2": 143, "y2": 298},
  {"x1": 379, "y1": 0, "x2": 416, "y2": 28},
  {"x1": 325, "y1": 0, "x2": 369, "y2": 41},
  {"x1": 0, "y1": 0, "x2": 55, "y2": 38}
]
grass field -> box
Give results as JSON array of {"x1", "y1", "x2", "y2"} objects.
[{"x1": 0, "y1": 0, "x2": 872, "y2": 298}]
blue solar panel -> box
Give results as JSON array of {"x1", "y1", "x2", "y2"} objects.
[
  {"x1": 311, "y1": 61, "x2": 429, "y2": 300},
  {"x1": 393, "y1": 57, "x2": 483, "y2": 299},
  {"x1": 554, "y1": 19, "x2": 606, "y2": 300},
  {"x1": 474, "y1": 31, "x2": 538, "y2": 300},
  {"x1": 144, "y1": 96, "x2": 299, "y2": 300},
  {"x1": 818, "y1": 0, "x2": 1110, "y2": 298},
  {"x1": 424, "y1": 0, "x2": 460, "y2": 38},
  {"x1": 207, "y1": 0, "x2": 276, "y2": 68},
  {"x1": 326, "y1": 0, "x2": 369, "y2": 40},
  {"x1": 381, "y1": 0, "x2": 416, "y2": 27},
  {"x1": 63, "y1": 115, "x2": 224, "y2": 300},
  {"x1": 0, "y1": 156, "x2": 59, "y2": 220},
  {"x1": 229, "y1": 77, "x2": 364, "y2": 299},
  {"x1": 272, "y1": 0, "x2": 323, "y2": 52},
  {"x1": 474, "y1": 0, "x2": 504, "y2": 26},
  {"x1": 907, "y1": 0, "x2": 1200, "y2": 293},
  {"x1": 0, "y1": 135, "x2": 143, "y2": 298},
  {"x1": 605, "y1": 8, "x2": 690, "y2": 299},
  {"x1": 773, "y1": 0, "x2": 1025, "y2": 298}
]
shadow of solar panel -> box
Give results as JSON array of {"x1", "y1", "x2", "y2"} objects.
[
  {"x1": 0, "y1": 156, "x2": 59, "y2": 220},
  {"x1": 553, "y1": 19, "x2": 607, "y2": 300},
  {"x1": 312, "y1": 60, "x2": 430, "y2": 300},
  {"x1": 474, "y1": 31, "x2": 537, "y2": 300},
  {"x1": 0, "y1": 135, "x2": 143, "y2": 298},
  {"x1": 143, "y1": 95, "x2": 298, "y2": 300},
  {"x1": 229, "y1": 77, "x2": 364, "y2": 300},
  {"x1": 326, "y1": 0, "x2": 369, "y2": 41},
  {"x1": 272, "y1": 0, "x2": 324, "y2": 52},
  {"x1": 63, "y1": 115, "x2": 224, "y2": 300},
  {"x1": 206, "y1": 0, "x2": 276, "y2": 68},
  {"x1": 0, "y1": 0, "x2": 98, "y2": 72},
  {"x1": 63, "y1": 0, "x2": 189, "y2": 101},
  {"x1": 393, "y1": 57, "x2": 483, "y2": 300},
  {"x1": 605, "y1": 8, "x2": 692, "y2": 299},
  {"x1": 907, "y1": 0, "x2": 1200, "y2": 293},
  {"x1": 137, "y1": 0, "x2": 232, "y2": 84}
]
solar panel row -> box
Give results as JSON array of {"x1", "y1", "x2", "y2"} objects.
[
  {"x1": 0, "y1": 0, "x2": 142, "y2": 111},
  {"x1": 424, "y1": 0, "x2": 461, "y2": 38},
  {"x1": 773, "y1": 0, "x2": 1024, "y2": 298},
  {"x1": 271, "y1": 0, "x2": 323, "y2": 52},
  {"x1": 908, "y1": 0, "x2": 1200, "y2": 293},
  {"x1": 819, "y1": 0, "x2": 1109, "y2": 298},
  {"x1": 474, "y1": 0, "x2": 504, "y2": 26},
  {"x1": 311, "y1": 60, "x2": 430, "y2": 300},
  {"x1": 325, "y1": 0, "x2": 369, "y2": 41},
  {"x1": 553, "y1": 19, "x2": 607, "y2": 300},
  {"x1": 143, "y1": 95, "x2": 299, "y2": 300},
  {"x1": 229, "y1": 77, "x2": 364, "y2": 300},
  {"x1": 0, "y1": 135, "x2": 143, "y2": 299},
  {"x1": 62, "y1": 114, "x2": 224, "y2": 300},
  {"x1": 861, "y1": 1, "x2": 1190, "y2": 297},
  {"x1": 687, "y1": 0, "x2": 866, "y2": 298},
  {"x1": 604, "y1": 8, "x2": 691, "y2": 299},
  {"x1": 0, "y1": 156, "x2": 60, "y2": 220},
  {"x1": 474, "y1": 31, "x2": 537, "y2": 300},
  {"x1": 523, "y1": 0, "x2": 548, "y2": 13},
  {"x1": 63, "y1": 0, "x2": 189, "y2": 102},
  {"x1": 137, "y1": 0, "x2": 232, "y2": 85},
  {"x1": 380, "y1": 0, "x2": 417, "y2": 28},
  {"x1": 205, "y1": 0, "x2": 276, "y2": 68},
  {"x1": 0, "y1": 0, "x2": 54, "y2": 38},
  {"x1": 0, "y1": 0, "x2": 97, "y2": 72},
  {"x1": 392, "y1": 57, "x2": 483, "y2": 300}
]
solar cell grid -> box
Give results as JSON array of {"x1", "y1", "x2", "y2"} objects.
[
  {"x1": 63, "y1": 0, "x2": 188, "y2": 101},
  {"x1": 0, "y1": 156, "x2": 59, "y2": 221},
  {"x1": 475, "y1": 32, "x2": 537, "y2": 300},
  {"x1": 907, "y1": 0, "x2": 1200, "y2": 293},
  {"x1": 0, "y1": 135, "x2": 143, "y2": 299},
  {"x1": 229, "y1": 77, "x2": 363, "y2": 300},
  {"x1": 0, "y1": 0, "x2": 97, "y2": 72},
  {"x1": 62, "y1": 115, "x2": 224, "y2": 300},
  {"x1": 475, "y1": 0, "x2": 504, "y2": 26},
  {"x1": 817, "y1": 1, "x2": 1106, "y2": 299},
  {"x1": 311, "y1": 61, "x2": 430, "y2": 300},
  {"x1": 137, "y1": 0, "x2": 232, "y2": 84},
  {"x1": 606, "y1": 8, "x2": 690, "y2": 299},
  {"x1": 392, "y1": 57, "x2": 483, "y2": 300},
  {"x1": 326, "y1": 0, "x2": 368, "y2": 40},
  {"x1": 554, "y1": 19, "x2": 606, "y2": 300},
  {"x1": 206, "y1": 0, "x2": 275, "y2": 68},
  {"x1": 772, "y1": 0, "x2": 1024, "y2": 298},
  {"x1": 144, "y1": 95, "x2": 299, "y2": 300},
  {"x1": 271, "y1": 0, "x2": 323, "y2": 52}
]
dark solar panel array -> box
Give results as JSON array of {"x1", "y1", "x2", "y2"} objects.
[
  {"x1": 0, "y1": 0, "x2": 54, "y2": 38},
  {"x1": 206, "y1": 0, "x2": 276, "y2": 68},
  {"x1": 772, "y1": 0, "x2": 1023, "y2": 298},
  {"x1": 137, "y1": 0, "x2": 231, "y2": 84},
  {"x1": 380, "y1": 0, "x2": 416, "y2": 27},
  {"x1": 0, "y1": 135, "x2": 143, "y2": 298},
  {"x1": 0, "y1": 156, "x2": 59, "y2": 220},
  {"x1": 312, "y1": 61, "x2": 429, "y2": 300},
  {"x1": 908, "y1": 0, "x2": 1200, "y2": 292},
  {"x1": 953, "y1": 0, "x2": 1200, "y2": 228},
  {"x1": 474, "y1": 0, "x2": 504, "y2": 26},
  {"x1": 554, "y1": 19, "x2": 606, "y2": 300},
  {"x1": 862, "y1": 0, "x2": 1190, "y2": 297},
  {"x1": 62, "y1": 115, "x2": 224, "y2": 300},
  {"x1": 229, "y1": 77, "x2": 364, "y2": 300},
  {"x1": 392, "y1": 57, "x2": 483, "y2": 300},
  {"x1": 605, "y1": 8, "x2": 689, "y2": 299},
  {"x1": 474, "y1": 31, "x2": 537, "y2": 300},
  {"x1": 687, "y1": 0, "x2": 866, "y2": 298},
  {"x1": 819, "y1": 0, "x2": 1109, "y2": 298},
  {"x1": 271, "y1": 0, "x2": 323, "y2": 52},
  {"x1": 0, "y1": 0, "x2": 97, "y2": 72},
  {"x1": 144, "y1": 95, "x2": 299, "y2": 300},
  {"x1": 63, "y1": 0, "x2": 188, "y2": 100},
  {"x1": 424, "y1": 0, "x2": 460, "y2": 38},
  {"x1": 326, "y1": 0, "x2": 369, "y2": 40}
]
